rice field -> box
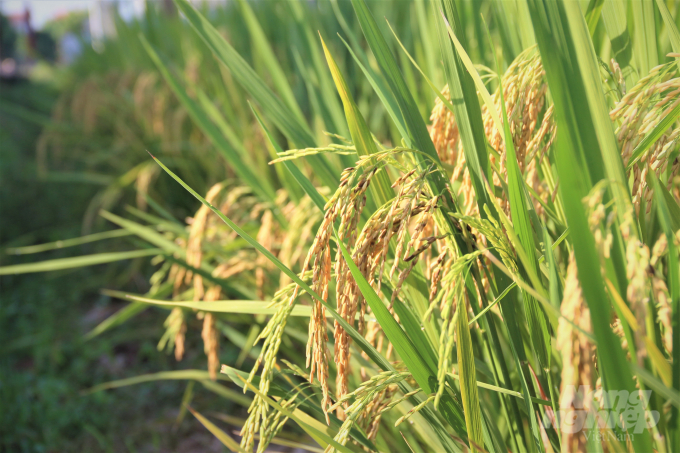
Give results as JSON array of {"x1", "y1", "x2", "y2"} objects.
[{"x1": 4, "y1": 0, "x2": 680, "y2": 451}]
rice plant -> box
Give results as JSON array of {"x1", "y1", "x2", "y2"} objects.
[{"x1": 6, "y1": 0, "x2": 680, "y2": 452}]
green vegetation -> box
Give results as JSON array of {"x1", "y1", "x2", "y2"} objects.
[{"x1": 3, "y1": 0, "x2": 680, "y2": 451}]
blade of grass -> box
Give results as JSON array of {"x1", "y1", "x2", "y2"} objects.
[
  {"x1": 187, "y1": 406, "x2": 247, "y2": 453},
  {"x1": 432, "y1": 1, "x2": 493, "y2": 214},
  {"x1": 626, "y1": 102, "x2": 680, "y2": 170},
  {"x1": 543, "y1": 225, "x2": 563, "y2": 311},
  {"x1": 644, "y1": 336, "x2": 672, "y2": 387},
  {"x1": 632, "y1": 0, "x2": 659, "y2": 77},
  {"x1": 85, "y1": 370, "x2": 248, "y2": 405},
  {"x1": 100, "y1": 210, "x2": 183, "y2": 255},
  {"x1": 319, "y1": 34, "x2": 393, "y2": 206},
  {"x1": 84, "y1": 302, "x2": 147, "y2": 340},
  {"x1": 437, "y1": 6, "x2": 529, "y2": 450},
  {"x1": 655, "y1": 0, "x2": 680, "y2": 72},
  {"x1": 0, "y1": 248, "x2": 161, "y2": 275},
  {"x1": 172, "y1": 0, "x2": 339, "y2": 187},
  {"x1": 250, "y1": 104, "x2": 327, "y2": 211},
  {"x1": 287, "y1": 0, "x2": 348, "y2": 137},
  {"x1": 350, "y1": 0, "x2": 441, "y2": 164},
  {"x1": 584, "y1": 0, "x2": 605, "y2": 37},
  {"x1": 336, "y1": 35, "x2": 410, "y2": 142},
  {"x1": 454, "y1": 296, "x2": 484, "y2": 452},
  {"x1": 601, "y1": 0, "x2": 635, "y2": 87},
  {"x1": 634, "y1": 365, "x2": 680, "y2": 409},
  {"x1": 124, "y1": 295, "x2": 369, "y2": 321},
  {"x1": 124, "y1": 205, "x2": 187, "y2": 237},
  {"x1": 386, "y1": 19, "x2": 456, "y2": 116},
  {"x1": 235, "y1": 0, "x2": 305, "y2": 123},
  {"x1": 125, "y1": 295, "x2": 308, "y2": 315},
  {"x1": 140, "y1": 35, "x2": 278, "y2": 205},
  {"x1": 446, "y1": 372, "x2": 551, "y2": 406},
  {"x1": 439, "y1": 11, "x2": 501, "y2": 138},
  {"x1": 493, "y1": 29, "x2": 551, "y2": 374},
  {"x1": 5, "y1": 229, "x2": 132, "y2": 255}
]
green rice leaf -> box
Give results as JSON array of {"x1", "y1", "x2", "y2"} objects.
[
  {"x1": 440, "y1": 12, "x2": 502, "y2": 140},
  {"x1": 632, "y1": 0, "x2": 659, "y2": 77},
  {"x1": 100, "y1": 210, "x2": 183, "y2": 255},
  {"x1": 123, "y1": 295, "x2": 369, "y2": 321},
  {"x1": 651, "y1": 171, "x2": 680, "y2": 447},
  {"x1": 454, "y1": 296, "x2": 484, "y2": 452},
  {"x1": 187, "y1": 406, "x2": 247, "y2": 453},
  {"x1": 493, "y1": 38, "x2": 551, "y2": 372},
  {"x1": 386, "y1": 19, "x2": 455, "y2": 116},
  {"x1": 85, "y1": 369, "x2": 250, "y2": 406},
  {"x1": 172, "y1": 0, "x2": 339, "y2": 187},
  {"x1": 286, "y1": 0, "x2": 348, "y2": 138},
  {"x1": 250, "y1": 104, "x2": 327, "y2": 213},
  {"x1": 434, "y1": 0, "x2": 493, "y2": 213},
  {"x1": 543, "y1": 225, "x2": 563, "y2": 311},
  {"x1": 5, "y1": 229, "x2": 132, "y2": 255},
  {"x1": 126, "y1": 295, "x2": 308, "y2": 315},
  {"x1": 634, "y1": 365, "x2": 680, "y2": 409},
  {"x1": 446, "y1": 372, "x2": 551, "y2": 406},
  {"x1": 336, "y1": 35, "x2": 409, "y2": 142},
  {"x1": 84, "y1": 302, "x2": 147, "y2": 340},
  {"x1": 656, "y1": 0, "x2": 680, "y2": 74},
  {"x1": 584, "y1": 0, "x2": 605, "y2": 37},
  {"x1": 0, "y1": 248, "x2": 161, "y2": 275},
  {"x1": 235, "y1": 0, "x2": 304, "y2": 123},
  {"x1": 626, "y1": 101, "x2": 680, "y2": 170},
  {"x1": 601, "y1": 0, "x2": 635, "y2": 87},
  {"x1": 319, "y1": 34, "x2": 393, "y2": 206},
  {"x1": 350, "y1": 0, "x2": 441, "y2": 163},
  {"x1": 140, "y1": 35, "x2": 277, "y2": 204}
]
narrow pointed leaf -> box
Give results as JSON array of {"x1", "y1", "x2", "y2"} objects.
[
  {"x1": 454, "y1": 298, "x2": 484, "y2": 452},
  {"x1": 319, "y1": 34, "x2": 393, "y2": 206},
  {"x1": 6, "y1": 229, "x2": 132, "y2": 255},
  {"x1": 140, "y1": 35, "x2": 277, "y2": 203},
  {"x1": 0, "y1": 248, "x2": 161, "y2": 275},
  {"x1": 172, "y1": 0, "x2": 339, "y2": 187},
  {"x1": 187, "y1": 407, "x2": 248, "y2": 453}
]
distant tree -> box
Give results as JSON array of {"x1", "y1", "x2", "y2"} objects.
[
  {"x1": 0, "y1": 14, "x2": 17, "y2": 59},
  {"x1": 35, "y1": 31, "x2": 56, "y2": 62}
]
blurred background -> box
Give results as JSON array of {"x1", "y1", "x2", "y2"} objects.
[{"x1": 0, "y1": 2, "x2": 232, "y2": 451}]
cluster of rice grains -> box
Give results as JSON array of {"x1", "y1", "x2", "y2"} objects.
[
  {"x1": 556, "y1": 252, "x2": 595, "y2": 452},
  {"x1": 429, "y1": 47, "x2": 557, "y2": 217},
  {"x1": 610, "y1": 56, "x2": 680, "y2": 213},
  {"x1": 154, "y1": 181, "x2": 321, "y2": 386},
  {"x1": 168, "y1": 50, "x2": 679, "y2": 453},
  {"x1": 234, "y1": 148, "x2": 463, "y2": 451}
]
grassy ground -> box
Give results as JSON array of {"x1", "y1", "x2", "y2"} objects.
[{"x1": 0, "y1": 79, "x2": 236, "y2": 452}]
